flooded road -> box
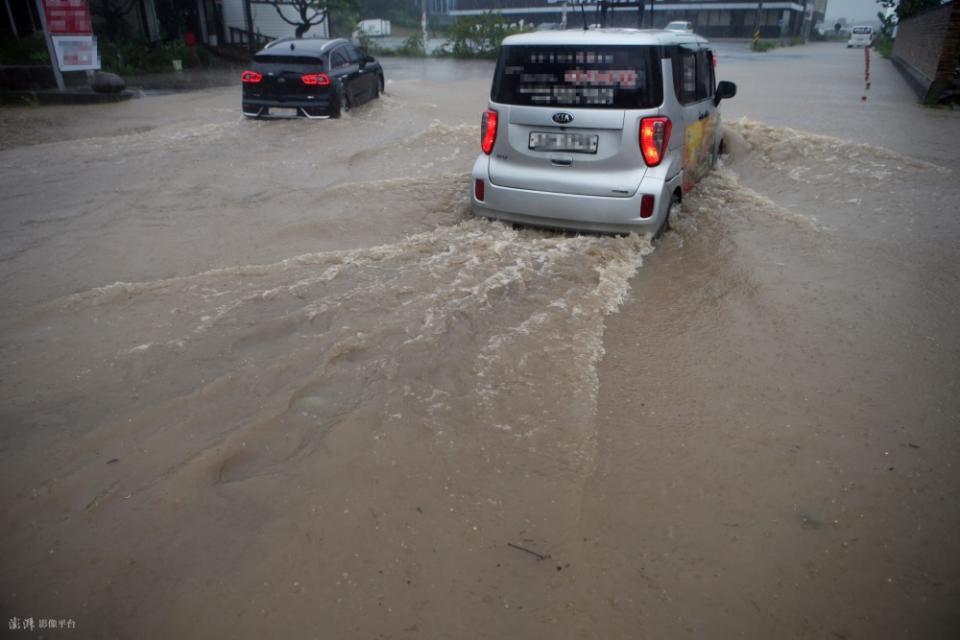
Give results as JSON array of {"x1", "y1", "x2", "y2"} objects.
[{"x1": 1, "y1": 43, "x2": 959, "y2": 638}]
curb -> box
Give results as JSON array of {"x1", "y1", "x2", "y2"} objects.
[{"x1": 0, "y1": 89, "x2": 138, "y2": 106}]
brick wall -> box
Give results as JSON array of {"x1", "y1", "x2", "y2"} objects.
[
  {"x1": 892, "y1": 2, "x2": 953, "y2": 81},
  {"x1": 933, "y1": 0, "x2": 960, "y2": 82}
]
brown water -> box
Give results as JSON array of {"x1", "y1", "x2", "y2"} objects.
[{"x1": 1, "y1": 44, "x2": 958, "y2": 638}]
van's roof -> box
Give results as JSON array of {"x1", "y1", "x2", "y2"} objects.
[{"x1": 502, "y1": 28, "x2": 709, "y2": 48}]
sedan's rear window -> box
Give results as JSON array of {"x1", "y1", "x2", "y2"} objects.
[
  {"x1": 253, "y1": 55, "x2": 323, "y2": 66},
  {"x1": 492, "y1": 45, "x2": 662, "y2": 109}
]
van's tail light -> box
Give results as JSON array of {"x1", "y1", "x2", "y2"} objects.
[
  {"x1": 474, "y1": 178, "x2": 485, "y2": 201},
  {"x1": 481, "y1": 109, "x2": 498, "y2": 155},
  {"x1": 301, "y1": 73, "x2": 331, "y2": 86},
  {"x1": 639, "y1": 117, "x2": 672, "y2": 167},
  {"x1": 241, "y1": 70, "x2": 262, "y2": 84}
]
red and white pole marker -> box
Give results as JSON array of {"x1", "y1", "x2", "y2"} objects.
[{"x1": 862, "y1": 46, "x2": 871, "y2": 102}]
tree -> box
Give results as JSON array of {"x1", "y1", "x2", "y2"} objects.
[
  {"x1": 91, "y1": 0, "x2": 141, "y2": 40},
  {"x1": 876, "y1": 0, "x2": 897, "y2": 38},
  {"x1": 441, "y1": 13, "x2": 531, "y2": 59},
  {"x1": 262, "y1": 0, "x2": 358, "y2": 38},
  {"x1": 894, "y1": 0, "x2": 942, "y2": 20}
]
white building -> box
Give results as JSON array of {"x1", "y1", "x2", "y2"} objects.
[{"x1": 219, "y1": 0, "x2": 329, "y2": 47}]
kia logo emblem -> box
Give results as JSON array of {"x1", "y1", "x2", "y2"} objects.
[{"x1": 552, "y1": 112, "x2": 574, "y2": 124}]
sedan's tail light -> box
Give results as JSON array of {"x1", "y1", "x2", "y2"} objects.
[
  {"x1": 639, "y1": 117, "x2": 672, "y2": 167},
  {"x1": 241, "y1": 70, "x2": 262, "y2": 84},
  {"x1": 481, "y1": 109, "x2": 498, "y2": 155},
  {"x1": 301, "y1": 73, "x2": 331, "y2": 86}
]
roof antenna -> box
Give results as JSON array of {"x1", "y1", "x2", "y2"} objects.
[
  {"x1": 290, "y1": 43, "x2": 295, "y2": 50},
  {"x1": 580, "y1": 3, "x2": 587, "y2": 30}
]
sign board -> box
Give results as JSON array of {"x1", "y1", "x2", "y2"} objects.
[
  {"x1": 42, "y1": 0, "x2": 93, "y2": 34},
  {"x1": 52, "y1": 35, "x2": 100, "y2": 70},
  {"x1": 37, "y1": 0, "x2": 99, "y2": 81}
]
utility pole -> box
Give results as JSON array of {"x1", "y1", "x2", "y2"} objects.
[
  {"x1": 753, "y1": 0, "x2": 764, "y2": 48},
  {"x1": 243, "y1": 0, "x2": 253, "y2": 52},
  {"x1": 34, "y1": 0, "x2": 65, "y2": 90},
  {"x1": 4, "y1": 0, "x2": 18, "y2": 38},
  {"x1": 421, "y1": 0, "x2": 428, "y2": 53}
]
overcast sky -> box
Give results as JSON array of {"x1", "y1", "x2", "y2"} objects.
[{"x1": 824, "y1": 0, "x2": 882, "y2": 22}]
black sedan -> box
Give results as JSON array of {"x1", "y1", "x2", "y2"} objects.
[{"x1": 241, "y1": 37, "x2": 384, "y2": 119}]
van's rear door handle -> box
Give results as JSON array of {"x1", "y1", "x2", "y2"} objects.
[{"x1": 551, "y1": 155, "x2": 573, "y2": 167}]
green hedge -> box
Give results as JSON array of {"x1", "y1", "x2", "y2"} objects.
[
  {"x1": 99, "y1": 39, "x2": 212, "y2": 74},
  {"x1": 872, "y1": 36, "x2": 894, "y2": 58},
  {"x1": 0, "y1": 34, "x2": 50, "y2": 64},
  {"x1": 436, "y1": 14, "x2": 532, "y2": 59}
]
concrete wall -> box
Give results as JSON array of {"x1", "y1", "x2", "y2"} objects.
[
  {"x1": 220, "y1": 0, "x2": 328, "y2": 45},
  {"x1": 891, "y1": 1, "x2": 960, "y2": 102},
  {"x1": 249, "y1": 4, "x2": 329, "y2": 40}
]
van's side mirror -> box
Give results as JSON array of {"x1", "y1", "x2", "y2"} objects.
[{"x1": 714, "y1": 80, "x2": 737, "y2": 106}]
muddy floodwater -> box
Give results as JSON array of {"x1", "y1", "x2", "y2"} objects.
[{"x1": 1, "y1": 43, "x2": 959, "y2": 638}]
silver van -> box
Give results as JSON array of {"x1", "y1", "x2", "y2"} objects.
[{"x1": 471, "y1": 29, "x2": 736, "y2": 235}]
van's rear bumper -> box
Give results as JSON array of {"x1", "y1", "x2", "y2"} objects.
[{"x1": 471, "y1": 157, "x2": 681, "y2": 235}]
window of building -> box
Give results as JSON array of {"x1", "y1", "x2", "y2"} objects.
[{"x1": 707, "y1": 11, "x2": 731, "y2": 26}]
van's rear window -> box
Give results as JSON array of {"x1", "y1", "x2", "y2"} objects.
[
  {"x1": 491, "y1": 45, "x2": 662, "y2": 109},
  {"x1": 851, "y1": 27, "x2": 872, "y2": 34},
  {"x1": 253, "y1": 55, "x2": 323, "y2": 66}
]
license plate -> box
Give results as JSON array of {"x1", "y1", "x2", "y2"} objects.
[
  {"x1": 529, "y1": 131, "x2": 598, "y2": 154},
  {"x1": 270, "y1": 108, "x2": 299, "y2": 117}
]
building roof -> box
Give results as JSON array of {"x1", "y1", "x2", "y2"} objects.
[{"x1": 502, "y1": 28, "x2": 709, "y2": 47}]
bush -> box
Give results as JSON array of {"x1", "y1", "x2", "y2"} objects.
[
  {"x1": 396, "y1": 33, "x2": 426, "y2": 57},
  {"x1": 0, "y1": 34, "x2": 50, "y2": 64},
  {"x1": 439, "y1": 13, "x2": 532, "y2": 59},
  {"x1": 872, "y1": 35, "x2": 894, "y2": 58},
  {"x1": 896, "y1": 0, "x2": 941, "y2": 20},
  {"x1": 752, "y1": 40, "x2": 777, "y2": 52},
  {"x1": 99, "y1": 39, "x2": 211, "y2": 74}
]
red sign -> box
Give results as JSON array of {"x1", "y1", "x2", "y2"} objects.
[{"x1": 42, "y1": 0, "x2": 93, "y2": 35}]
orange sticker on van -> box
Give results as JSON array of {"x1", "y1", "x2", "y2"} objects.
[{"x1": 682, "y1": 114, "x2": 717, "y2": 192}]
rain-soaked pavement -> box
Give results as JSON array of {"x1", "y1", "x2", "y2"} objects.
[{"x1": 1, "y1": 42, "x2": 958, "y2": 639}]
